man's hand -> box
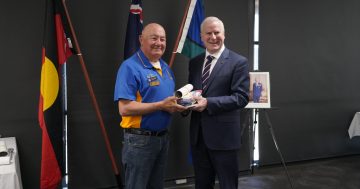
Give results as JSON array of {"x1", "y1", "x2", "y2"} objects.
[
  {"x1": 160, "y1": 96, "x2": 188, "y2": 113},
  {"x1": 191, "y1": 96, "x2": 207, "y2": 112}
]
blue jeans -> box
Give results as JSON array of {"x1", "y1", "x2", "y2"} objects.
[{"x1": 122, "y1": 132, "x2": 169, "y2": 189}]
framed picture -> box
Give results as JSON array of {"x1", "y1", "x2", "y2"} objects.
[{"x1": 245, "y1": 72, "x2": 271, "y2": 109}]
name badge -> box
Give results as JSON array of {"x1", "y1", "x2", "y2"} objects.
[{"x1": 147, "y1": 74, "x2": 160, "y2": 86}]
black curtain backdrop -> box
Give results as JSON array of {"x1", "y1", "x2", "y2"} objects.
[
  {"x1": 3, "y1": 0, "x2": 360, "y2": 188},
  {"x1": 0, "y1": 0, "x2": 250, "y2": 188},
  {"x1": 67, "y1": 0, "x2": 251, "y2": 187},
  {"x1": 258, "y1": 0, "x2": 360, "y2": 165},
  {"x1": 0, "y1": 1, "x2": 44, "y2": 189}
]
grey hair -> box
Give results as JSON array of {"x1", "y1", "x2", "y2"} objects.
[{"x1": 200, "y1": 16, "x2": 225, "y2": 33}]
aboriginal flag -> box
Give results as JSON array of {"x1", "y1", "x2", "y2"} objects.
[
  {"x1": 38, "y1": 0, "x2": 74, "y2": 188},
  {"x1": 124, "y1": 0, "x2": 143, "y2": 60}
]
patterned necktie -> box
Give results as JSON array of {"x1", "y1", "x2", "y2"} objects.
[{"x1": 202, "y1": 55, "x2": 214, "y2": 90}]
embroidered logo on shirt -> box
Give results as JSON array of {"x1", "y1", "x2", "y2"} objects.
[{"x1": 147, "y1": 74, "x2": 160, "y2": 86}]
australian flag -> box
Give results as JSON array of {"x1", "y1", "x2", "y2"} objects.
[{"x1": 124, "y1": 0, "x2": 143, "y2": 60}]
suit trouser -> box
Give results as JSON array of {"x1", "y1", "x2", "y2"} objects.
[{"x1": 191, "y1": 130, "x2": 239, "y2": 189}]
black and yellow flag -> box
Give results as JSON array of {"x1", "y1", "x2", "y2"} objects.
[{"x1": 38, "y1": 0, "x2": 74, "y2": 188}]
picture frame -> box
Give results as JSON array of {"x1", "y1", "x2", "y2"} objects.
[{"x1": 245, "y1": 72, "x2": 271, "y2": 109}]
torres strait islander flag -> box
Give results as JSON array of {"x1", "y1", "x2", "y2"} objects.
[
  {"x1": 38, "y1": 0, "x2": 74, "y2": 188},
  {"x1": 176, "y1": 0, "x2": 205, "y2": 59},
  {"x1": 124, "y1": 0, "x2": 143, "y2": 60}
]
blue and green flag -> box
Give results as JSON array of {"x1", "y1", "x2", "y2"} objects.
[{"x1": 176, "y1": 0, "x2": 205, "y2": 59}]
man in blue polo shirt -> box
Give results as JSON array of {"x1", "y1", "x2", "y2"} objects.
[{"x1": 114, "y1": 23, "x2": 186, "y2": 189}]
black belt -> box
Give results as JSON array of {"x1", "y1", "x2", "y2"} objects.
[{"x1": 124, "y1": 128, "x2": 168, "y2": 136}]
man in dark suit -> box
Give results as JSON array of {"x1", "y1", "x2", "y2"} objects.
[
  {"x1": 188, "y1": 16, "x2": 250, "y2": 189},
  {"x1": 253, "y1": 77, "x2": 263, "y2": 103}
]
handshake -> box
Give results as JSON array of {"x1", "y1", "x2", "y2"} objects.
[{"x1": 175, "y1": 84, "x2": 202, "y2": 107}]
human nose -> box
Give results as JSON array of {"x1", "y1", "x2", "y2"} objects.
[{"x1": 209, "y1": 33, "x2": 216, "y2": 39}]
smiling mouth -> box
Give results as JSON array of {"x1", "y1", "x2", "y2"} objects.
[{"x1": 208, "y1": 41, "x2": 219, "y2": 45}]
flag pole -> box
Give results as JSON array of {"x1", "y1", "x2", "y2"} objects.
[
  {"x1": 61, "y1": 0, "x2": 123, "y2": 188},
  {"x1": 168, "y1": 0, "x2": 192, "y2": 68}
]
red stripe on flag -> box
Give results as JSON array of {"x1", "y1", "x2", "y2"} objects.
[
  {"x1": 55, "y1": 14, "x2": 72, "y2": 65},
  {"x1": 39, "y1": 97, "x2": 62, "y2": 189}
]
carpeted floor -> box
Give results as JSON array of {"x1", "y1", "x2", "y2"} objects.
[{"x1": 164, "y1": 154, "x2": 360, "y2": 189}]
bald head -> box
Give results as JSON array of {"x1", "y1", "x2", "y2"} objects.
[
  {"x1": 139, "y1": 23, "x2": 166, "y2": 61},
  {"x1": 142, "y1": 23, "x2": 165, "y2": 36}
]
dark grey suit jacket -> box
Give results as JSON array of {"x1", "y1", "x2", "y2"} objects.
[{"x1": 188, "y1": 48, "x2": 249, "y2": 150}]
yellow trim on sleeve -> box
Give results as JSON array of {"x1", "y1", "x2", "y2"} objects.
[{"x1": 120, "y1": 91, "x2": 142, "y2": 128}]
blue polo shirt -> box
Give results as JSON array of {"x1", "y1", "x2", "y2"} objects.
[{"x1": 114, "y1": 50, "x2": 175, "y2": 131}]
